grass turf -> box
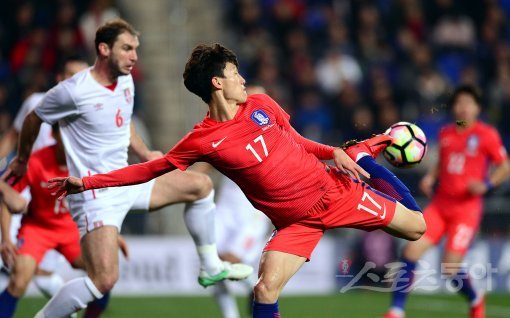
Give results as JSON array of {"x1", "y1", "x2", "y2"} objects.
[{"x1": 15, "y1": 293, "x2": 510, "y2": 318}]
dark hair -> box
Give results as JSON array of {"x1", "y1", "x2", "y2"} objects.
[
  {"x1": 183, "y1": 43, "x2": 239, "y2": 103},
  {"x1": 95, "y1": 19, "x2": 139, "y2": 55},
  {"x1": 449, "y1": 85, "x2": 482, "y2": 108},
  {"x1": 55, "y1": 55, "x2": 87, "y2": 75}
]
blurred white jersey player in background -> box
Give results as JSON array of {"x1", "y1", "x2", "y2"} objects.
[
  {"x1": 213, "y1": 176, "x2": 270, "y2": 318},
  {"x1": 0, "y1": 57, "x2": 87, "y2": 298}
]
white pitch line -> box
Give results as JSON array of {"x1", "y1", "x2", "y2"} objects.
[{"x1": 409, "y1": 299, "x2": 510, "y2": 317}]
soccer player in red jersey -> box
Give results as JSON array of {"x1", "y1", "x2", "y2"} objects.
[
  {"x1": 49, "y1": 44, "x2": 427, "y2": 317},
  {"x1": 383, "y1": 85, "x2": 510, "y2": 318},
  {"x1": 0, "y1": 125, "x2": 128, "y2": 318}
]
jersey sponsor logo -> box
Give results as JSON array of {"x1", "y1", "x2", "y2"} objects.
[
  {"x1": 212, "y1": 137, "x2": 227, "y2": 148},
  {"x1": 94, "y1": 103, "x2": 104, "y2": 111},
  {"x1": 250, "y1": 110, "x2": 270, "y2": 126},
  {"x1": 124, "y1": 88, "x2": 132, "y2": 104}
]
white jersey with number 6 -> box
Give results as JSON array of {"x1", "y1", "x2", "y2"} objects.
[{"x1": 35, "y1": 67, "x2": 135, "y2": 203}]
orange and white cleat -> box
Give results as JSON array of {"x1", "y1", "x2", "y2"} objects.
[
  {"x1": 470, "y1": 294, "x2": 485, "y2": 318},
  {"x1": 342, "y1": 134, "x2": 393, "y2": 162},
  {"x1": 382, "y1": 308, "x2": 405, "y2": 318}
]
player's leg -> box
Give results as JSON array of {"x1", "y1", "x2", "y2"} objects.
[
  {"x1": 33, "y1": 250, "x2": 65, "y2": 298},
  {"x1": 442, "y1": 212, "x2": 484, "y2": 318},
  {"x1": 148, "y1": 170, "x2": 253, "y2": 285},
  {"x1": 0, "y1": 254, "x2": 37, "y2": 318},
  {"x1": 254, "y1": 222, "x2": 323, "y2": 317},
  {"x1": 342, "y1": 135, "x2": 422, "y2": 213},
  {"x1": 35, "y1": 226, "x2": 118, "y2": 318},
  {"x1": 385, "y1": 203, "x2": 444, "y2": 318},
  {"x1": 253, "y1": 251, "x2": 306, "y2": 317}
]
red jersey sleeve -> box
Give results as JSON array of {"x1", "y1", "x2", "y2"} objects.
[
  {"x1": 484, "y1": 127, "x2": 508, "y2": 164},
  {"x1": 165, "y1": 131, "x2": 204, "y2": 170},
  {"x1": 254, "y1": 94, "x2": 335, "y2": 160},
  {"x1": 83, "y1": 157, "x2": 175, "y2": 190}
]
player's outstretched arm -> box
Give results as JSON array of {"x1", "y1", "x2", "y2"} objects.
[
  {"x1": 48, "y1": 156, "x2": 177, "y2": 199},
  {"x1": 3, "y1": 112, "x2": 43, "y2": 185}
]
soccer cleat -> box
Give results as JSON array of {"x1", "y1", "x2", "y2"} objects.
[
  {"x1": 198, "y1": 261, "x2": 254, "y2": 288},
  {"x1": 470, "y1": 294, "x2": 485, "y2": 318},
  {"x1": 382, "y1": 309, "x2": 405, "y2": 318},
  {"x1": 342, "y1": 134, "x2": 393, "y2": 162}
]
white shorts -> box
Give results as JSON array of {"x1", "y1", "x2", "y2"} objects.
[
  {"x1": 70, "y1": 180, "x2": 155, "y2": 237},
  {"x1": 215, "y1": 177, "x2": 270, "y2": 265}
]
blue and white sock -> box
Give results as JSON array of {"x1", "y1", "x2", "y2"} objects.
[
  {"x1": 390, "y1": 257, "x2": 416, "y2": 312},
  {"x1": 358, "y1": 156, "x2": 421, "y2": 212}
]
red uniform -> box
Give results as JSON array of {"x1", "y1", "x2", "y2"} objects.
[
  {"x1": 13, "y1": 145, "x2": 81, "y2": 264},
  {"x1": 424, "y1": 121, "x2": 507, "y2": 254},
  {"x1": 85, "y1": 94, "x2": 396, "y2": 259}
]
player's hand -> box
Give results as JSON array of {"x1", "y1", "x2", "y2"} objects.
[
  {"x1": 1, "y1": 157, "x2": 28, "y2": 185},
  {"x1": 118, "y1": 235, "x2": 129, "y2": 260},
  {"x1": 467, "y1": 180, "x2": 488, "y2": 195},
  {"x1": 419, "y1": 174, "x2": 435, "y2": 198},
  {"x1": 47, "y1": 176, "x2": 85, "y2": 200},
  {"x1": 333, "y1": 148, "x2": 370, "y2": 180},
  {"x1": 144, "y1": 150, "x2": 164, "y2": 161},
  {"x1": 0, "y1": 240, "x2": 17, "y2": 268}
]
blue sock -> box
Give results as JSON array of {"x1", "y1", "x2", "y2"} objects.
[
  {"x1": 0, "y1": 289, "x2": 19, "y2": 318},
  {"x1": 358, "y1": 156, "x2": 421, "y2": 212},
  {"x1": 453, "y1": 273, "x2": 477, "y2": 304},
  {"x1": 390, "y1": 257, "x2": 416, "y2": 311},
  {"x1": 83, "y1": 291, "x2": 111, "y2": 318},
  {"x1": 253, "y1": 301, "x2": 280, "y2": 318}
]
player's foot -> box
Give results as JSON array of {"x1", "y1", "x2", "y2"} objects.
[
  {"x1": 382, "y1": 307, "x2": 405, "y2": 318},
  {"x1": 470, "y1": 294, "x2": 485, "y2": 318},
  {"x1": 198, "y1": 261, "x2": 254, "y2": 288},
  {"x1": 342, "y1": 134, "x2": 393, "y2": 162}
]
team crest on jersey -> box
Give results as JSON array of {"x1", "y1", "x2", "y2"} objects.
[
  {"x1": 467, "y1": 134, "x2": 479, "y2": 155},
  {"x1": 251, "y1": 110, "x2": 270, "y2": 126},
  {"x1": 124, "y1": 88, "x2": 132, "y2": 104}
]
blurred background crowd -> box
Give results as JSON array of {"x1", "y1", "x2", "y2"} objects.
[{"x1": 1, "y1": 0, "x2": 510, "y2": 233}]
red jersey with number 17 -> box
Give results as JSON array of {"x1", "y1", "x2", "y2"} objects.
[
  {"x1": 165, "y1": 94, "x2": 337, "y2": 228},
  {"x1": 436, "y1": 121, "x2": 507, "y2": 200},
  {"x1": 13, "y1": 145, "x2": 75, "y2": 229}
]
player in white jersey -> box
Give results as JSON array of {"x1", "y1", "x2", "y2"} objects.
[
  {"x1": 213, "y1": 177, "x2": 270, "y2": 318},
  {"x1": 0, "y1": 58, "x2": 88, "y2": 301},
  {"x1": 5, "y1": 19, "x2": 252, "y2": 318}
]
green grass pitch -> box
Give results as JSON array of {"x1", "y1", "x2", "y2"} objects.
[{"x1": 15, "y1": 293, "x2": 510, "y2": 318}]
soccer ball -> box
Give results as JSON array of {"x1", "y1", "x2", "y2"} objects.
[{"x1": 383, "y1": 122, "x2": 427, "y2": 167}]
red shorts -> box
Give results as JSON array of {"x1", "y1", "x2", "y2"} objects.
[
  {"x1": 264, "y1": 171, "x2": 397, "y2": 260},
  {"x1": 423, "y1": 197, "x2": 482, "y2": 255},
  {"x1": 17, "y1": 222, "x2": 81, "y2": 265}
]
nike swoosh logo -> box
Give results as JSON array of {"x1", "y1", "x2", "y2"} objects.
[
  {"x1": 380, "y1": 203, "x2": 386, "y2": 220},
  {"x1": 212, "y1": 137, "x2": 227, "y2": 148}
]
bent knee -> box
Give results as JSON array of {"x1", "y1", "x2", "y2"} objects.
[
  {"x1": 406, "y1": 213, "x2": 427, "y2": 241},
  {"x1": 188, "y1": 172, "x2": 213, "y2": 200},
  {"x1": 253, "y1": 280, "x2": 280, "y2": 303}
]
